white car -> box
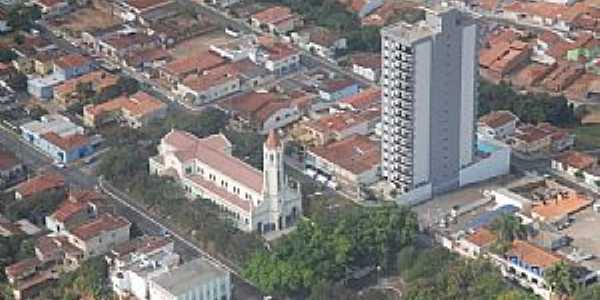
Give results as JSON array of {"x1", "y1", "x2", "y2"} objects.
[{"x1": 53, "y1": 161, "x2": 65, "y2": 169}]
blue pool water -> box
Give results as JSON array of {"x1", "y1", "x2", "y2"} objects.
[{"x1": 477, "y1": 141, "x2": 499, "y2": 154}]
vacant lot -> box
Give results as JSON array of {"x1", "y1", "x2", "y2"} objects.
[
  {"x1": 170, "y1": 30, "x2": 231, "y2": 59},
  {"x1": 58, "y1": 0, "x2": 122, "y2": 34}
]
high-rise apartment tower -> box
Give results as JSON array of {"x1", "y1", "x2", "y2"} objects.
[{"x1": 381, "y1": 7, "x2": 478, "y2": 199}]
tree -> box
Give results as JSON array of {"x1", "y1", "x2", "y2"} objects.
[
  {"x1": 0, "y1": 49, "x2": 17, "y2": 63},
  {"x1": 575, "y1": 283, "x2": 600, "y2": 300},
  {"x1": 574, "y1": 170, "x2": 584, "y2": 179},
  {"x1": 490, "y1": 214, "x2": 528, "y2": 244},
  {"x1": 544, "y1": 261, "x2": 578, "y2": 298},
  {"x1": 243, "y1": 205, "x2": 418, "y2": 295},
  {"x1": 7, "y1": 5, "x2": 41, "y2": 30},
  {"x1": 496, "y1": 290, "x2": 539, "y2": 300}
]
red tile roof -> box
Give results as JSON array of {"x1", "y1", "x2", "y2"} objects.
[
  {"x1": 84, "y1": 91, "x2": 166, "y2": 119},
  {"x1": 506, "y1": 240, "x2": 563, "y2": 269},
  {"x1": 41, "y1": 132, "x2": 90, "y2": 152},
  {"x1": 163, "y1": 130, "x2": 264, "y2": 192},
  {"x1": 162, "y1": 51, "x2": 225, "y2": 78},
  {"x1": 71, "y1": 213, "x2": 130, "y2": 241},
  {"x1": 5, "y1": 258, "x2": 41, "y2": 279},
  {"x1": 50, "y1": 190, "x2": 105, "y2": 223},
  {"x1": 111, "y1": 236, "x2": 171, "y2": 257},
  {"x1": 478, "y1": 110, "x2": 518, "y2": 129},
  {"x1": 181, "y1": 63, "x2": 240, "y2": 92},
  {"x1": 16, "y1": 173, "x2": 64, "y2": 199},
  {"x1": 350, "y1": 52, "x2": 381, "y2": 70},
  {"x1": 309, "y1": 134, "x2": 380, "y2": 175},
  {"x1": 252, "y1": 6, "x2": 294, "y2": 25},
  {"x1": 306, "y1": 108, "x2": 380, "y2": 134},
  {"x1": 54, "y1": 54, "x2": 91, "y2": 70},
  {"x1": 531, "y1": 193, "x2": 593, "y2": 220},
  {"x1": 466, "y1": 228, "x2": 496, "y2": 247},
  {"x1": 127, "y1": 0, "x2": 173, "y2": 11},
  {"x1": 339, "y1": 88, "x2": 381, "y2": 110},
  {"x1": 554, "y1": 151, "x2": 596, "y2": 170},
  {"x1": 320, "y1": 79, "x2": 356, "y2": 93}
]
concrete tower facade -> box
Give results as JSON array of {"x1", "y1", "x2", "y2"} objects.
[{"x1": 380, "y1": 7, "x2": 478, "y2": 200}]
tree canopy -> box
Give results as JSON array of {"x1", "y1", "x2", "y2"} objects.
[
  {"x1": 243, "y1": 205, "x2": 418, "y2": 296},
  {"x1": 479, "y1": 81, "x2": 577, "y2": 126}
]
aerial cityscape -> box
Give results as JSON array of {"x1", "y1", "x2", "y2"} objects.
[{"x1": 1, "y1": 0, "x2": 600, "y2": 299}]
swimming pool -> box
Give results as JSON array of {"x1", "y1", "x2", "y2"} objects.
[{"x1": 477, "y1": 141, "x2": 500, "y2": 153}]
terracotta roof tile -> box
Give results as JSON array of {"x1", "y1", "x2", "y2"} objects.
[
  {"x1": 252, "y1": 6, "x2": 294, "y2": 24},
  {"x1": 531, "y1": 194, "x2": 592, "y2": 220},
  {"x1": 54, "y1": 54, "x2": 91, "y2": 70},
  {"x1": 506, "y1": 240, "x2": 562, "y2": 269},
  {"x1": 71, "y1": 213, "x2": 130, "y2": 241},
  {"x1": 84, "y1": 91, "x2": 166, "y2": 119},
  {"x1": 309, "y1": 134, "x2": 380, "y2": 174},
  {"x1": 466, "y1": 228, "x2": 496, "y2": 247},
  {"x1": 5, "y1": 258, "x2": 41, "y2": 279},
  {"x1": 187, "y1": 175, "x2": 252, "y2": 212},
  {"x1": 163, "y1": 130, "x2": 263, "y2": 192},
  {"x1": 127, "y1": 0, "x2": 173, "y2": 11},
  {"x1": 479, "y1": 110, "x2": 518, "y2": 129},
  {"x1": 41, "y1": 132, "x2": 90, "y2": 152},
  {"x1": 161, "y1": 51, "x2": 225, "y2": 78},
  {"x1": 16, "y1": 173, "x2": 64, "y2": 198},
  {"x1": 554, "y1": 151, "x2": 596, "y2": 170},
  {"x1": 0, "y1": 150, "x2": 19, "y2": 171}
]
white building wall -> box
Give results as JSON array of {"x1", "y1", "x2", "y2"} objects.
[{"x1": 459, "y1": 141, "x2": 511, "y2": 187}]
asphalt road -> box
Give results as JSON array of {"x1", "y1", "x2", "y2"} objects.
[{"x1": 0, "y1": 126, "x2": 264, "y2": 299}]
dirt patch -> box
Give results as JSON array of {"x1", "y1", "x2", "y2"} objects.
[
  {"x1": 58, "y1": 0, "x2": 122, "y2": 34},
  {"x1": 170, "y1": 30, "x2": 233, "y2": 59}
]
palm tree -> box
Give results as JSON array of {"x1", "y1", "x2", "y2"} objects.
[
  {"x1": 544, "y1": 261, "x2": 578, "y2": 298},
  {"x1": 491, "y1": 214, "x2": 528, "y2": 243}
]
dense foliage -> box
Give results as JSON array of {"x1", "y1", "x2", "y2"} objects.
[
  {"x1": 39, "y1": 257, "x2": 111, "y2": 300},
  {"x1": 479, "y1": 81, "x2": 577, "y2": 126},
  {"x1": 243, "y1": 206, "x2": 418, "y2": 296},
  {"x1": 96, "y1": 108, "x2": 265, "y2": 265},
  {"x1": 259, "y1": 0, "x2": 381, "y2": 52},
  {"x1": 398, "y1": 246, "x2": 537, "y2": 300}
]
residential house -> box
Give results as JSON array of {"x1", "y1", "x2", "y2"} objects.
[
  {"x1": 83, "y1": 91, "x2": 167, "y2": 128},
  {"x1": 339, "y1": 0, "x2": 385, "y2": 18},
  {"x1": 305, "y1": 134, "x2": 380, "y2": 196},
  {"x1": 316, "y1": 78, "x2": 360, "y2": 106},
  {"x1": 494, "y1": 240, "x2": 565, "y2": 299},
  {"x1": 250, "y1": 39, "x2": 300, "y2": 75},
  {"x1": 351, "y1": 52, "x2": 381, "y2": 82},
  {"x1": 53, "y1": 53, "x2": 93, "y2": 81},
  {"x1": 542, "y1": 63, "x2": 584, "y2": 92},
  {"x1": 507, "y1": 123, "x2": 574, "y2": 154},
  {"x1": 149, "y1": 130, "x2": 302, "y2": 234},
  {"x1": 478, "y1": 110, "x2": 519, "y2": 140},
  {"x1": 0, "y1": 150, "x2": 24, "y2": 187},
  {"x1": 124, "y1": 48, "x2": 171, "y2": 71},
  {"x1": 45, "y1": 190, "x2": 113, "y2": 233},
  {"x1": 223, "y1": 90, "x2": 310, "y2": 134},
  {"x1": 337, "y1": 87, "x2": 381, "y2": 111},
  {"x1": 148, "y1": 258, "x2": 231, "y2": 300},
  {"x1": 176, "y1": 63, "x2": 241, "y2": 106},
  {"x1": 296, "y1": 27, "x2": 347, "y2": 60},
  {"x1": 14, "y1": 173, "x2": 65, "y2": 200},
  {"x1": 551, "y1": 150, "x2": 600, "y2": 187},
  {"x1": 53, "y1": 70, "x2": 120, "y2": 109},
  {"x1": 208, "y1": 0, "x2": 241, "y2": 9},
  {"x1": 27, "y1": 73, "x2": 64, "y2": 100},
  {"x1": 20, "y1": 114, "x2": 100, "y2": 163},
  {"x1": 113, "y1": 0, "x2": 175, "y2": 22},
  {"x1": 66, "y1": 213, "x2": 131, "y2": 259},
  {"x1": 4, "y1": 257, "x2": 57, "y2": 300},
  {"x1": 97, "y1": 32, "x2": 158, "y2": 62},
  {"x1": 455, "y1": 228, "x2": 497, "y2": 259},
  {"x1": 300, "y1": 108, "x2": 380, "y2": 146},
  {"x1": 159, "y1": 51, "x2": 225, "y2": 86},
  {"x1": 479, "y1": 40, "x2": 530, "y2": 81},
  {"x1": 107, "y1": 236, "x2": 179, "y2": 300},
  {"x1": 250, "y1": 6, "x2": 303, "y2": 34}
]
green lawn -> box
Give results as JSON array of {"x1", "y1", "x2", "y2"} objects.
[{"x1": 574, "y1": 125, "x2": 600, "y2": 150}]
